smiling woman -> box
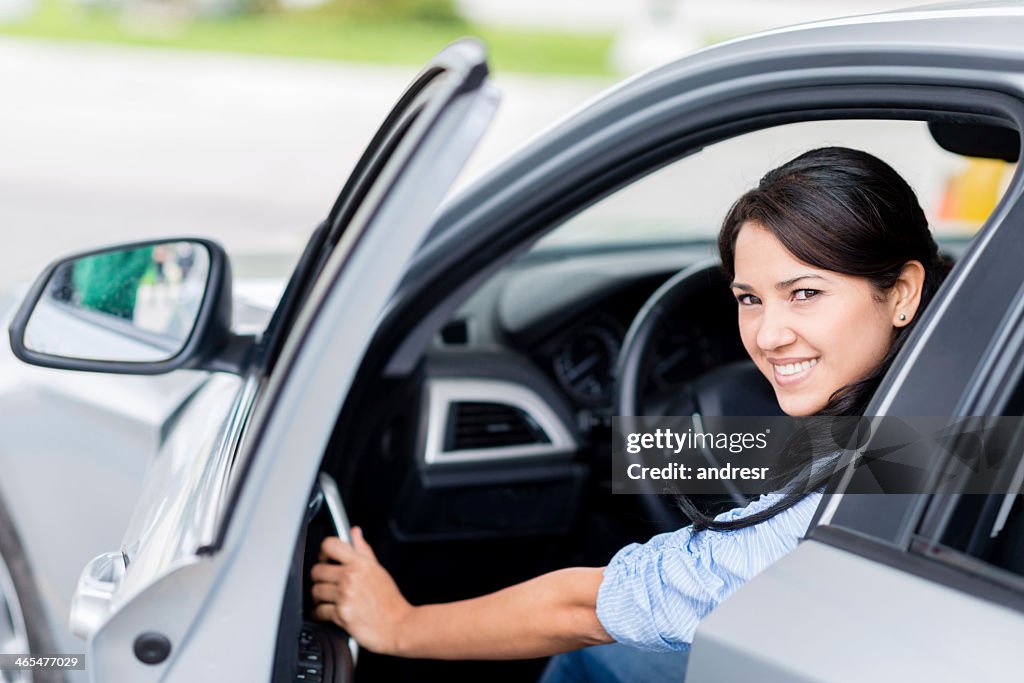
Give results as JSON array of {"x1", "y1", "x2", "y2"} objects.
[{"x1": 675, "y1": 147, "x2": 953, "y2": 535}]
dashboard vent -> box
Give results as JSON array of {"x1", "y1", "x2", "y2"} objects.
[
  {"x1": 446, "y1": 402, "x2": 551, "y2": 451},
  {"x1": 440, "y1": 319, "x2": 470, "y2": 345}
]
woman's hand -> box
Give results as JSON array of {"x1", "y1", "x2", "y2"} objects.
[{"x1": 310, "y1": 527, "x2": 413, "y2": 655}]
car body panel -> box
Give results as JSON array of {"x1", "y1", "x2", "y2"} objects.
[
  {"x1": 112, "y1": 373, "x2": 250, "y2": 603},
  {"x1": 0, "y1": 302, "x2": 210, "y2": 664},
  {"x1": 0, "y1": 276, "x2": 280, "y2": 666},
  {"x1": 688, "y1": 539, "x2": 1024, "y2": 682}
]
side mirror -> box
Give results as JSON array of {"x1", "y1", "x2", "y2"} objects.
[{"x1": 8, "y1": 238, "x2": 241, "y2": 374}]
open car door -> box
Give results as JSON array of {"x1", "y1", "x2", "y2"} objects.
[{"x1": 76, "y1": 40, "x2": 499, "y2": 682}]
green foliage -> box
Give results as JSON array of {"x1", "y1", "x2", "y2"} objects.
[
  {"x1": 316, "y1": 0, "x2": 466, "y2": 26},
  {"x1": 0, "y1": 0, "x2": 613, "y2": 76}
]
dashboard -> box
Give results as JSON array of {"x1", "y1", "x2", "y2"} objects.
[{"x1": 355, "y1": 242, "x2": 750, "y2": 551}]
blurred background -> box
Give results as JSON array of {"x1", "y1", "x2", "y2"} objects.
[{"x1": 0, "y1": 0, "x2": 1007, "y2": 304}]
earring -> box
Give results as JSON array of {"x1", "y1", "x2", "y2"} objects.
[{"x1": 898, "y1": 313, "x2": 907, "y2": 321}]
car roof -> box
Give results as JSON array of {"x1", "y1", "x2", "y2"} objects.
[{"x1": 610, "y1": 1, "x2": 1024, "y2": 101}]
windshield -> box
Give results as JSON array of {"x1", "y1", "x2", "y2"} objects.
[{"x1": 535, "y1": 119, "x2": 1015, "y2": 249}]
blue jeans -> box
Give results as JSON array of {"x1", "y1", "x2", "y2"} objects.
[{"x1": 538, "y1": 643, "x2": 691, "y2": 683}]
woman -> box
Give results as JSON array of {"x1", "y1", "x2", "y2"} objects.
[{"x1": 309, "y1": 147, "x2": 953, "y2": 681}]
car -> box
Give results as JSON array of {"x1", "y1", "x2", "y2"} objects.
[{"x1": 6, "y1": 2, "x2": 1024, "y2": 681}]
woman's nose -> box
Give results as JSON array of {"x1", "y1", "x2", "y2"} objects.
[{"x1": 755, "y1": 305, "x2": 798, "y2": 351}]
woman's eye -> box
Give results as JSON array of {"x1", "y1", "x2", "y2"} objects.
[
  {"x1": 792, "y1": 288, "x2": 821, "y2": 301},
  {"x1": 736, "y1": 294, "x2": 761, "y2": 306}
]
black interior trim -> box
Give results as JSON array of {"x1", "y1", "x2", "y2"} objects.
[{"x1": 928, "y1": 119, "x2": 1020, "y2": 162}]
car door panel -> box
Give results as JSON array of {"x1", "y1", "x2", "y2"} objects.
[
  {"x1": 688, "y1": 540, "x2": 1024, "y2": 682},
  {"x1": 82, "y1": 40, "x2": 499, "y2": 682}
]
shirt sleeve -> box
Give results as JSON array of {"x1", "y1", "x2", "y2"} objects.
[{"x1": 595, "y1": 492, "x2": 822, "y2": 652}]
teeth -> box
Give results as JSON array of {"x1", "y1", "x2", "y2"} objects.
[{"x1": 775, "y1": 359, "x2": 817, "y2": 376}]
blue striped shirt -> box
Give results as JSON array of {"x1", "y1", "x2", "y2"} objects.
[{"x1": 596, "y1": 491, "x2": 822, "y2": 652}]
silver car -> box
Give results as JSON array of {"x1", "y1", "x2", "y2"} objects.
[{"x1": 5, "y1": 2, "x2": 1024, "y2": 681}]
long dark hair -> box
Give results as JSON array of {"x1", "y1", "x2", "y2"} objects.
[{"x1": 678, "y1": 146, "x2": 953, "y2": 531}]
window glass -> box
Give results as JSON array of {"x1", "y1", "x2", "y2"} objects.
[
  {"x1": 918, "y1": 387, "x2": 1024, "y2": 582},
  {"x1": 922, "y1": 369, "x2": 1024, "y2": 581},
  {"x1": 926, "y1": 487, "x2": 1024, "y2": 583}
]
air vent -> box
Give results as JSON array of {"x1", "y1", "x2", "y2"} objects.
[
  {"x1": 440, "y1": 319, "x2": 470, "y2": 345},
  {"x1": 445, "y1": 402, "x2": 551, "y2": 451}
]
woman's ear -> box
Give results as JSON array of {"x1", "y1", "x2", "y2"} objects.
[{"x1": 892, "y1": 260, "x2": 926, "y2": 327}]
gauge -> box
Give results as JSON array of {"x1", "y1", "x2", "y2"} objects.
[
  {"x1": 552, "y1": 323, "x2": 620, "y2": 405},
  {"x1": 649, "y1": 317, "x2": 725, "y2": 391}
]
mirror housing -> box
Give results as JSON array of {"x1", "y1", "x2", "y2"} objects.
[{"x1": 8, "y1": 238, "x2": 246, "y2": 375}]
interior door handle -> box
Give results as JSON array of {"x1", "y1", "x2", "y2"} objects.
[
  {"x1": 317, "y1": 472, "x2": 352, "y2": 545},
  {"x1": 316, "y1": 472, "x2": 358, "y2": 665}
]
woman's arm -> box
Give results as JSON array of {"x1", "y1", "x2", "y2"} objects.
[{"x1": 310, "y1": 528, "x2": 614, "y2": 660}]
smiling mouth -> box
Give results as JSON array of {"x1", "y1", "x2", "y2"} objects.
[{"x1": 771, "y1": 358, "x2": 818, "y2": 386}]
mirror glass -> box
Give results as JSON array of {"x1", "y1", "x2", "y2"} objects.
[{"x1": 23, "y1": 241, "x2": 211, "y2": 362}]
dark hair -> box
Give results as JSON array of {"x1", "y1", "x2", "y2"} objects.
[{"x1": 678, "y1": 146, "x2": 953, "y2": 531}]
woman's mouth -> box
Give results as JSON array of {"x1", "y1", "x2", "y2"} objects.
[{"x1": 771, "y1": 358, "x2": 818, "y2": 386}]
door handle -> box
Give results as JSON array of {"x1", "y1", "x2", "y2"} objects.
[{"x1": 69, "y1": 550, "x2": 127, "y2": 639}]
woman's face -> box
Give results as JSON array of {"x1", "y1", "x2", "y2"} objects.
[{"x1": 730, "y1": 222, "x2": 897, "y2": 416}]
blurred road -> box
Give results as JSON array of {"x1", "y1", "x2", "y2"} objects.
[{"x1": 0, "y1": 37, "x2": 611, "y2": 299}]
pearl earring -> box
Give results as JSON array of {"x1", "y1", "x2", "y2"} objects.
[{"x1": 898, "y1": 313, "x2": 907, "y2": 321}]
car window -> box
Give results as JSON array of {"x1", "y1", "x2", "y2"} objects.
[
  {"x1": 534, "y1": 119, "x2": 1016, "y2": 249},
  {"x1": 915, "y1": 393, "x2": 1024, "y2": 586},
  {"x1": 917, "y1": 472, "x2": 1024, "y2": 586},
  {"x1": 447, "y1": 116, "x2": 1013, "y2": 430},
  {"x1": 908, "y1": 356, "x2": 1024, "y2": 586}
]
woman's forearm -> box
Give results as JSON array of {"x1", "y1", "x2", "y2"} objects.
[
  {"x1": 391, "y1": 566, "x2": 614, "y2": 660},
  {"x1": 313, "y1": 533, "x2": 613, "y2": 659}
]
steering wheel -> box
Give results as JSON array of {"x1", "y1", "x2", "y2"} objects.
[{"x1": 615, "y1": 260, "x2": 782, "y2": 533}]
